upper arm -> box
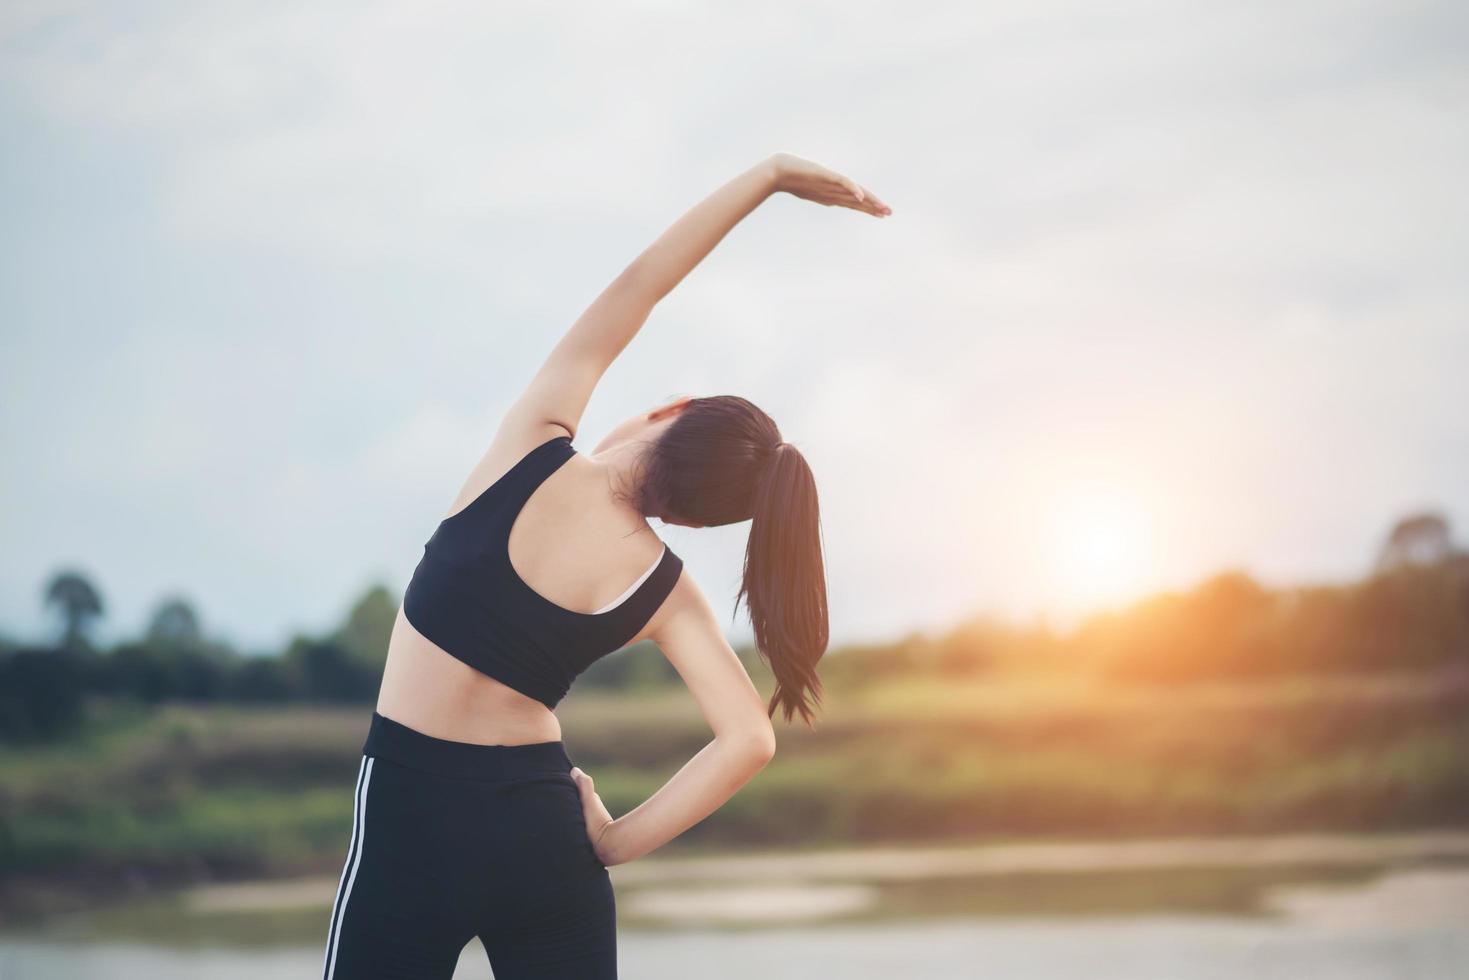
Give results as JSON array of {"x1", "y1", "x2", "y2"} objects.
[
  {"x1": 445, "y1": 273, "x2": 657, "y2": 516},
  {"x1": 649, "y1": 573, "x2": 777, "y2": 756},
  {"x1": 500, "y1": 270, "x2": 657, "y2": 441}
]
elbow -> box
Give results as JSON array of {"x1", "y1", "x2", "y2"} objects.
[
  {"x1": 737, "y1": 724, "x2": 777, "y2": 769},
  {"x1": 612, "y1": 261, "x2": 661, "y2": 305}
]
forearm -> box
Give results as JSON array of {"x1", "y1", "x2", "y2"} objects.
[
  {"x1": 617, "y1": 157, "x2": 779, "y2": 306},
  {"x1": 599, "y1": 733, "x2": 772, "y2": 865}
]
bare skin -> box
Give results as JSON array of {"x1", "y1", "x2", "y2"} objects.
[{"x1": 375, "y1": 152, "x2": 890, "y2": 866}]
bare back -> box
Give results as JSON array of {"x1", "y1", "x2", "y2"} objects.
[{"x1": 376, "y1": 425, "x2": 674, "y2": 745}]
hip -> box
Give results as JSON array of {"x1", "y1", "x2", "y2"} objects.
[{"x1": 356, "y1": 711, "x2": 609, "y2": 880}]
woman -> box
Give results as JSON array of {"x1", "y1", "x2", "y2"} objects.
[{"x1": 321, "y1": 152, "x2": 891, "y2": 979}]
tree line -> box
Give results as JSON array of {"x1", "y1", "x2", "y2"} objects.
[
  {"x1": 821, "y1": 511, "x2": 1469, "y2": 686},
  {"x1": 0, "y1": 574, "x2": 681, "y2": 742},
  {"x1": 3, "y1": 511, "x2": 1466, "y2": 742}
]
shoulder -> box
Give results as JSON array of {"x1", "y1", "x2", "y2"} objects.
[
  {"x1": 444, "y1": 418, "x2": 573, "y2": 519},
  {"x1": 485, "y1": 419, "x2": 575, "y2": 480},
  {"x1": 646, "y1": 563, "x2": 719, "y2": 643}
]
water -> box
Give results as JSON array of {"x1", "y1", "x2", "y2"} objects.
[
  {"x1": 3, "y1": 844, "x2": 1467, "y2": 979},
  {"x1": 3, "y1": 913, "x2": 1466, "y2": 980}
]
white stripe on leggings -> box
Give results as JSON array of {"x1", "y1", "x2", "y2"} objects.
[
  {"x1": 322, "y1": 755, "x2": 366, "y2": 971},
  {"x1": 323, "y1": 755, "x2": 374, "y2": 980}
]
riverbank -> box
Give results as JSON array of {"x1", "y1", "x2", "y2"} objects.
[
  {"x1": 4, "y1": 675, "x2": 1466, "y2": 921},
  {"x1": 10, "y1": 830, "x2": 1467, "y2": 940},
  {"x1": 3, "y1": 831, "x2": 1467, "y2": 980},
  {"x1": 178, "y1": 829, "x2": 1469, "y2": 913}
]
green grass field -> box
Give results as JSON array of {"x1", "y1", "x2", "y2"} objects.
[{"x1": 2, "y1": 672, "x2": 1466, "y2": 919}]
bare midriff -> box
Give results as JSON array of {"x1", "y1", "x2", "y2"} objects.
[{"x1": 374, "y1": 607, "x2": 564, "y2": 746}]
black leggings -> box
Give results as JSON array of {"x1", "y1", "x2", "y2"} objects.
[{"x1": 321, "y1": 712, "x2": 616, "y2": 979}]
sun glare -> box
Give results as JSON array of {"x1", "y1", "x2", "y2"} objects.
[{"x1": 1044, "y1": 482, "x2": 1154, "y2": 610}]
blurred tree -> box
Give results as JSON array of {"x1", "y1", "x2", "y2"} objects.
[
  {"x1": 105, "y1": 643, "x2": 174, "y2": 702},
  {"x1": 230, "y1": 656, "x2": 298, "y2": 702},
  {"x1": 164, "y1": 648, "x2": 228, "y2": 700},
  {"x1": 287, "y1": 638, "x2": 379, "y2": 702},
  {"x1": 334, "y1": 584, "x2": 397, "y2": 666},
  {"x1": 43, "y1": 569, "x2": 104, "y2": 652},
  {"x1": 146, "y1": 596, "x2": 203, "y2": 648},
  {"x1": 1191, "y1": 570, "x2": 1278, "y2": 672},
  {"x1": 1077, "y1": 570, "x2": 1281, "y2": 680},
  {"x1": 1377, "y1": 512, "x2": 1456, "y2": 571},
  {"x1": 0, "y1": 648, "x2": 87, "y2": 741},
  {"x1": 580, "y1": 640, "x2": 679, "y2": 690}
]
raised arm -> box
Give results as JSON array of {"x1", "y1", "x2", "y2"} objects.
[
  {"x1": 569, "y1": 572, "x2": 779, "y2": 866},
  {"x1": 498, "y1": 152, "x2": 891, "y2": 443}
]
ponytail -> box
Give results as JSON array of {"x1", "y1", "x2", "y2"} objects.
[
  {"x1": 736, "y1": 442, "x2": 829, "y2": 727},
  {"x1": 632, "y1": 395, "x2": 831, "y2": 726}
]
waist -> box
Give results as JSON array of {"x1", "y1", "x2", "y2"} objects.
[
  {"x1": 364, "y1": 711, "x2": 572, "y2": 782},
  {"x1": 378, "y1": 609, "x2": 564, "y2": 745}
]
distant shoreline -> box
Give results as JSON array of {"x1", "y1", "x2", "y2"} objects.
[
  {"x1": 6, "y1": 829, "x2": 1465, "y2": 938},
  {"x1": 179, "y1": 829, "x2": 1469, "y2": 917}
]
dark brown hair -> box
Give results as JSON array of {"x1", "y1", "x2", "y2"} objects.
[{"x1": 633, "y1": 395, "x2": 829, "y2": 726}]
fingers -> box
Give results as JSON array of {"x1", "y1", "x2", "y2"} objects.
[
  {"x1": 782, "y1": 163, "x2": 893, "y2": 217},
  {"x1": 825, "y1": 189, "x2": 891, "y2": 217},
  {"x1": 830, "y1": 176, "x2": 890, "y2": 217},
  {"x1": 859, "y1": 185, "x2": 892, "y2": 216}
]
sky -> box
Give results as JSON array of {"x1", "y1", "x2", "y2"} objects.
[{"x1": 2, "y1": 0, "x2": 1466, "y2": 653}]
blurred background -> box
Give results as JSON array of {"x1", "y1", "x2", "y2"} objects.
[{"x1": 2, "y1": 1, "x2": 1466, "y2": 977}]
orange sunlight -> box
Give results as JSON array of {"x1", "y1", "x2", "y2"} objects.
[{"x1": 1043, "y1": 480, "x2": 1155, "y2": 611}]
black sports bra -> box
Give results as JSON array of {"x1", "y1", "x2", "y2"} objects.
[{"x1": 401, "y1": 434, "x2": 684, "y2": 708}]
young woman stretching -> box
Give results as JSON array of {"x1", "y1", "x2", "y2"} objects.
[{"x1": 320, "y1": 152, "x2": 891, "y2": 979}]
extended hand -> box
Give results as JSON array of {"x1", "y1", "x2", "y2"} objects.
[
  {"x1": 769, "y1": 152, "x2": 891, "y2": 218},
  {"x1": 570, "y1": 766, "x2": 617, "y2": 865}
]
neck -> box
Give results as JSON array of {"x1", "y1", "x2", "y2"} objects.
[{"x1": 586, "y1": 437, "x2": 654, "y2": 518}]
